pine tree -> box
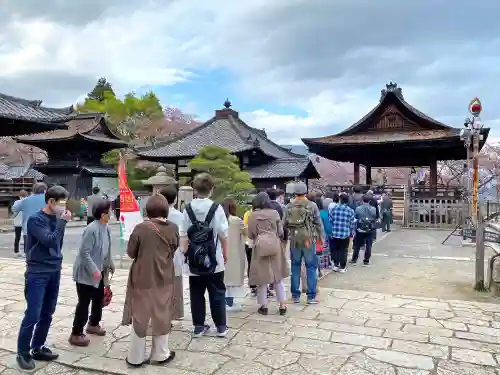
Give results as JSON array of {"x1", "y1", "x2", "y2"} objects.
[
  {"x1": 189, "y1": 146, "x2": 254, "y2": 204},
  {"x1": 87, "y1": 77, "x2": 115, "y2": 102}
]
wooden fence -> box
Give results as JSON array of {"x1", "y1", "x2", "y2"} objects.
[{"x1": 406, "y1": 198, "x2": 466, "y2": 229}]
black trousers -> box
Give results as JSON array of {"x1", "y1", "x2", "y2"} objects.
[
  {"x1": 87, "y1": 217, "x2": 95, "y2": 225},
  {"x1": 245, "y1": 245, "x2": 256, "y2": 289},
  {"x1": 72, "y1": 278, "x2": 104, "y2": 335},
  {"x1": 329, "y1": 236, "x2": 349, "y2": 269},
  {"x1": 189, "y1": 272, "x2": 227, "y2": 329},
  {"x1": 14, "y1": 226, "x2": 22, "y2": 253}
]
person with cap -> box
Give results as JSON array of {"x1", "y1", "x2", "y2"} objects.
[{"x1": 283, "y1": 182, "x2": 324, "y2": 304}]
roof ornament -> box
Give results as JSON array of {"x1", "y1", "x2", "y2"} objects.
[
  {"x1": 223, "y1": 99, "x2": 232, "y2": 109},
  {"x1": 253, "y1": 138, "x2": 260, "y2": 147},
  {"x1": 380, "y1": 81, "x2": 404, "y2": 102}
]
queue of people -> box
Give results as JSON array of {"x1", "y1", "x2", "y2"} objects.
[{"x1": 12, "y1": 174, "x2": 393, "y2": 371}]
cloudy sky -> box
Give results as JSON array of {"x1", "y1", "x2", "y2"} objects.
[{"x1": 1, "y1": 0, "x2": 500, "y2": 144}]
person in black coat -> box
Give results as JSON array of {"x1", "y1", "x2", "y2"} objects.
[
  {"x1": 367, "y1": 190, "x2": 380, "y2": 240},
  {"x1": 113, "y1": 195, "x2": 120, "y2": 221}
]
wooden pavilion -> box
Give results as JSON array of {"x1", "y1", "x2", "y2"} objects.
[
  {"x1": 303, "y1": 82, "x2": 490, "y2": 189},
  {"x1": 303, "y1": 82, "x2": 490, "y2": 228},
  {"x1": 15, "y1": 113, "x2": 128, "y2": 198}
]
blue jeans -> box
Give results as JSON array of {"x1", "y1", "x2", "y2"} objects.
[
  {"x1": 225, "y1": 297, "x2": 234, "y2": 306},
  {"x1": 291, "y1": 247, "x2": 318, "y2": 300},
  {"x1": 17, "y1": 271, "x2": 61, "y2": 354}
]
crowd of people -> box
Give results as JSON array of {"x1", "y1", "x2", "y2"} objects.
[{"x1": 10, "y1": 175, "x2": 393, "y2": 371}]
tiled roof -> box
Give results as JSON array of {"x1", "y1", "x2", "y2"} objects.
[
  {"x1": 136, "y1": 110, "x2": 301, "y2": 160},
  {"x1": 0, "y1": 93, "x2": 74, "y2": 123},
  {"x1": 336, "y1": 83, "x2": 451, "y2": 136},
  {"x1": 24, "y1": 168, "x2": 46, "y2": 180},
  {"x1": 81, "y1": 166, "x2": 117, "y2": 176},
  {"x1": 246, "y1": 158, "x2": 319, "y2": 179},
  {"x1": 304, "y1": 129, "x2": 461, "y2": 145},
  {"x1": 15, "y1": 113, "x2": 128, "y2": 146},
  {"x1": 0, "y1": 163, "x2": 45, "y2": 180}
]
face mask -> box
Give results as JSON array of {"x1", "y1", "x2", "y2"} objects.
[{"x1": 53, "y1": 204, "x2": 66, "y2": 216}]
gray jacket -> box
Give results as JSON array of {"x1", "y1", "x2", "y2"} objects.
[
  {"x1": 355, "y1": 203, "x2": 377, "y2": 233},
  {"x1": 381, "y1": 197, "x2": 393, "y2": 212},
  {"x1": 73, "y1": 221, "x2": 114, "y2": 288}
]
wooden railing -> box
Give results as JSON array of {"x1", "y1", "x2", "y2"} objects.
[
  {"x1": 406, "y1": 198, "x2": 466, "y2": 229},
  {"x1": 0, "y1": 180, "x2": 34, "y2": 196}
]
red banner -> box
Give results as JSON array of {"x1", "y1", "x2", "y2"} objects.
[{"x1": 118, "y1": 153, "x2": 139, "y2": 213}]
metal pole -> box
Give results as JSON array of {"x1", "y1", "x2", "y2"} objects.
[
  {"x1": 475, "y1": 212, "x2": 486, "y2": 291},
  {"x1": 472, "y1": 113, "x2": 485, "y2": 291}
]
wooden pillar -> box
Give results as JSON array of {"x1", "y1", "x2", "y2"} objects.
[
  {"x1": 366, "y1": 166, "x2": 372, "y2": 186},
  {"x1": 353, "y1": 163, "x2": 360, "y2": 185},
  {"x1": 429, "y1": 160, "x2": 437, "y2": 193}
]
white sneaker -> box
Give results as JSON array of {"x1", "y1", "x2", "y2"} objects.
[
  {"x1": 332, "y1": 265, "x2": 339, "y2": 272},
  {"x1": 226, "y1": 304, "x2": 242, "y2": 312},
  {"x1": 338, "y1": 268, "x2": 347, "y2": 273}
]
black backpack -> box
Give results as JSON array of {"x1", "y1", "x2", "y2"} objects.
[
  {"x1": 357, "y1": 217, "x2": 373, "y2": 232},
  {"x1": 185, "y1": 202, "x2": 219, "y2": 275}
]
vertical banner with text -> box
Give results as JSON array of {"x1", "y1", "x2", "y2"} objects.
[{"x1": 118, "y1": 152, "x2": 143, "y2": 242}]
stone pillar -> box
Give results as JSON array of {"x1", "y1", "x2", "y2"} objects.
[
  {"x1": 366, "y1": 166, "x2": 372, "y2": 186},
  {"x1": 353, "y1": 163, "x2": 360, "y2": 185}
]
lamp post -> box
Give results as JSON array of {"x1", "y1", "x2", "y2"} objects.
[{"x1": 464, "y1": 97, "x2": 485, "y2": 290}]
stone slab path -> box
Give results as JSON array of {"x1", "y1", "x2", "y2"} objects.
[
  {"x1": 322, "y1": 228, "x2": 500, "y2": 302},
  {"x1": 1, "y1": 259, "x2": 500, "y2": 374}
]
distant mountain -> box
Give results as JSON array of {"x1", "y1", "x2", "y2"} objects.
[{"x1": 281, "y1": 144, "x2": 309, "y2": 156}]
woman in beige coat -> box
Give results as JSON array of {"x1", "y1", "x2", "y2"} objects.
[
  {"x1": 248, "y1": 192, "x2": 289, "y2": 316},
  {"x1": 122, "y1": 195, "x2": 178, "y2": 367},
  {"x1": 222, "y1": 198, "x2": 246, "y2": 312}
]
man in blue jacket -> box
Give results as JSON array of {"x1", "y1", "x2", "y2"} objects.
[
  {"x1": 16, "y1": 185, "x2": 72, "y2": 371},
  {"x1": 11, "y1": 183, "x2": 48, "y2": 255}
]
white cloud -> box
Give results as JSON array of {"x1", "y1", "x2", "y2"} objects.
[{"x1": 1, "y1": 0, "x2": 500, "y2": 143}]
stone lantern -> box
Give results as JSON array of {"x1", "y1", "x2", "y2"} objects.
[{"x1": 142, "y1": 165, "x2": 178, "y2": 194}]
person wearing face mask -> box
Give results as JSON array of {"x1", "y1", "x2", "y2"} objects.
[
  {"x1": 16, "y1": 185, "x2": 71, "y2": 371},
  {"x1": 69, "y1": 200, "x2": 115, "y2": 346}
]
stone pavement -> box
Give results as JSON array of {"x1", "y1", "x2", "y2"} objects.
[
  {"x1": 322, "y1": 228, "x2": 500, "y2": 302},
  {"x1": 1, "y1": 260, "x2": 500, "y2": 374}
]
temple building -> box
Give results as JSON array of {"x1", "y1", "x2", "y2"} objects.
[
  {"x1": 302, "y1": 82, "x2": 490, "y2": 188},
  {"x1": 0, "y1": 93, "x2": 74, "y2": 136},
  {"x1": 135, "y1": 100, "x2": 319, "y2": 191},
  {"x1": 15, "y1": 113, "x2": 128, "y2": 198},
  {"x1": 302, "y1": 82, "x2": 490, "y2": 228}
]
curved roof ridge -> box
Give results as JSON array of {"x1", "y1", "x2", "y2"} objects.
[
  {"x1": 0, "y1": 93, "x2": 74, "y2": 114},
  {"x1": 230, "y1": 115, "x2": 305, "y2": 158},
  {"x1": 336, "y1": 84, "x2": 452, "y2": 136},
  {"x1": 133, "y1": 117, "x2": 214, "y2": 153}
]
